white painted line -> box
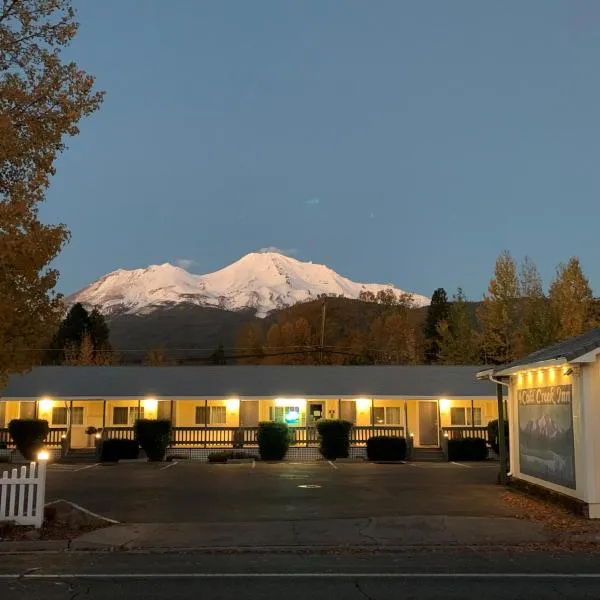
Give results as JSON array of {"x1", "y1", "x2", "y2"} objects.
[
  {"x1": 2, "y1": 573, "x2": 600, "y2": 580},
  {"x1": 407, "y1": 463, "x2": 418, "y2": 467},
  {"x1": 73, "y1": 463, "x2": 100, "y2": 472},
  {"x1": 327, "y1": 460, "x2": 338, "y2": 470},
  {"x1": 451, "y1": 462, "x2": 473, "y2": 468},
  {"x1": 252, "y1": 459, "x2": 256, "y2": 469},
  {"x1": 160, "y1": 461, "x2": 177, "y2": 470},
  {"x1": 44, "y1": 499, "x2": 120, "y2": 524}
]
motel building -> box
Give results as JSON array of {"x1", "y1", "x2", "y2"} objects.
[
  {"x1": 0, "y1": 365, "x2": 496, "y2": 459},
  {"x1": 477, "y1": 327, "x2": 600, "y2": 518}
]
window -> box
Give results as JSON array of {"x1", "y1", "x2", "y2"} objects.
[
  {"x1": 113, "y1": 407, "x2": 128, "y2": 425},
  {"x1": 450, "y1": 407, "x2": 482, "y2": 427},
  {"x1": 195, "y1": 405, "x2": 227, "y2": 425},
  {"x1": 71, "y1": 407, "x2": 84, "y2": 425},
  {"x1": 112, "y1": 406, "x2": 144, "y2": 426},
  {"x1": 373, "y1": 406, "x2": 401, "y2": 425},
  {"x1": 269, "y1": 406, "x2": 304, "y2": 426},
  {"x1": 52, "y1": 407, "x2": 67, "y2": 426}
]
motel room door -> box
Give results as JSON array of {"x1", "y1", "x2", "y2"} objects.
[{"x1": 418, "y1": 401, "x2": 439, "y2": 446}]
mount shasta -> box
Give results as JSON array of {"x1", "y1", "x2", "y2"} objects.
[{"x1": 68, "y1": 251, "x2": 430, "y2": 318}]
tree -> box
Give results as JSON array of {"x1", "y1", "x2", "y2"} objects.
[
  {"x1": 423, "y1": 288, "x2": 449, "y2": 363},
  {"x1": 49, "y1": 303, "x2": 112, "y2": 364},
  {"x1": 235, "y1": 322, "x2": 264, "y2": 364},
  {"x1": 145, "y1": 346, "x2": 167, "y2": 366},
  {"x1": 477, "y1": 251, "x2": 520, "y2": 364},
  {"x1": 0, "y1": 0, "x2": 103, "y2": 384},
  {"x1": 516, "y1": 257, "x2": 555, "y2": 356},
  {"x1": 437, "y1": 289, "x2": 480, "y2": 364},
  {"x1": 549, "y1": 257, "x2": 595, "y2": 341},
  {"x1": 209, "y1": 343, "x2": 227, "y2": 365}
]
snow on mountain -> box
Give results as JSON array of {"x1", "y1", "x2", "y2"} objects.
[
  {"x1": 67, "y1": 251, "x2": 430, "y2": 318},
  {"x1": 522, "y1": 414, "x2": 566, "y2": 439}
]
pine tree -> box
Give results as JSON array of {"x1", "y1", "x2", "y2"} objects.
[
  {"x1": 549, "y1": 257, "x2": 595, "y2": 341},
  {"x1": 437, "y1": 289, "x2": 480, "y2": 364},
  {"x1": 88, "y1": 308, "x2": 111, "y2": 352},
  {"x1": 209, "y1": 343, "x2": 227, "y2": 365},
  {"x1": 423, "y1": 288, "x2": 449, "y2": 363},
  {"x1": 0, "y1": 0, "x2": 103, "y2": 385},
  {"x1": 516, "y1": 257, "x2": 555, "y2": 356},
  {"x1": 477, "y1": 251, "x2": 520, "y2": 364}
]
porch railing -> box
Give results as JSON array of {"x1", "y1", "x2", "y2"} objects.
[
  {"x1": 100, "y1": 425, "x2": 406, "y2": 448},
  {"x1": 0, "y1": 428, "x2": 67, "y2": 448},
  {"x1": 442, "y1": 426, "x2": 488, "y2": 441}
]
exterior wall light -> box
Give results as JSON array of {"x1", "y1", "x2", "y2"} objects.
[
  {"x1": 37, "y1": 450, "x2": 50, "y2": 462},
  {"x1": 356, "y1": 398, "x2": 371, "y2": 411},
  {"x1": 142, "y1": 398, "x2": 158, "y2": 412},
  {"x1": 39, "y1": 398, "x2": 53, "y2": 412},
  {"x1": 226, "y1": 398, "x2": 240, "y2": 411},
  {"x1": 439, "y1": 399, "x2": 451, "y2": 412}
]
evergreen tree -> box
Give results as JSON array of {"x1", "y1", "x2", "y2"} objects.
[
  {"x1": 0, "y1": 0, "x2": 103, "y2": 385},
  {"x1": 209, "y1": 343, "x2": 227, "y2": 365},
  {"x1": 516, "y1": 257, "x2": 555, "y2": 356},
  {"x1": 88, "y1": 307, "x2": 110, "y2": 351},
  {"x1": 549, "y1": 257, "x2": 595, "y2": 341},
  {"x1": 235, "y1": 322, "x2": 265, "y2": 364},
  {"x1": 423, "y1": 288, "x2": 449, "y2": 363},
  {"x1": 477, "y1": 251, "x2": 520, "y2": 364},
  {"x1": 437, "y1": 289, "x2": 480, "y2": 364}
]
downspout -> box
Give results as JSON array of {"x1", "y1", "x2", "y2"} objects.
[{"x1": 488, "y1": 374, "x2": 511, "y2": 481}]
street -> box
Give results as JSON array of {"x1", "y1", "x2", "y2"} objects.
[{"x1": 3, "y1": 551, "x2": 600, "y2": 599}]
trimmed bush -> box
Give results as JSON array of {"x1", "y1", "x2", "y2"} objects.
[
  {"x1": 257, "y1": 422, "x2": 290, "y2": 461},
  {"x1": 134, "y1": 419, "x2": 172, "y2": 462},
  {"x1": 207, "y1": 450, "x2": 259, "y2": 463},
  {"x1": 447, "y1": 437, "x2": 488, "y2": 461},
  {"x1": 487, "y1": 419, "x2": 509, "y2": 454},
  {"x1": 8, "y1": 419, "x2": 49, "y2": 461},
  {"x1": 99, "y1": 439, "x2": 140, "y2": 462},
  {"x1": 317, "y1": 419, "x2": 352, "y2": 460},
  {"x1": 366, "y1": 436, "x2": 407, "y2": 462}
]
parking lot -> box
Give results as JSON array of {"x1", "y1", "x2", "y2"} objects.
[{"x1": 45, "y1": 460, "x2": 512, "y2": 524}]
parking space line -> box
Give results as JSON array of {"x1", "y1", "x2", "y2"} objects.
[
  {"x1": 252, "y1": 459, "x2": 256, "y2": 469},
  {"x1": 327, "y1": 460, "x2": 338, "y2": 470},
  {"x1": 160, "y1": 461, "x2": 178, "y2": 470},
  {"x1": 450, "y1": 462, "x2": 472, "y2": 468},
  {"x1": 45, "y1": 499, "x2": 120, "y2": 524},
  {"x1": 73, "y1": 463, "x2": 100, "y2": 472}
]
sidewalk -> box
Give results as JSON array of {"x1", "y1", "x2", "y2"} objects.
[{"x1": 70, "y1": 515, "x2": 549, "y2": 551}]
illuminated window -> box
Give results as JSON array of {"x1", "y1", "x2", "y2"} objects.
[
  {"x1": 71, "y1": 407, "x2": 84, "y2": 425},
  {"x1": 269, "y1": 406, "x2": 304, "y2": 426},
  {"x1": 450, "y1": 407, "x2": 482, "y2": 426},
  {"x1": 51, "y1": 407, "x2": 67, "y2": 426},
  {"x1": 113, "y1": 406, "x2": 144, "y2": 426},
  {"x1": 374, "y1": 407, "x2": 401, "y2": 425},
  {"x1": 195, "y1": 406, "x2": 227, "y2": 425}
]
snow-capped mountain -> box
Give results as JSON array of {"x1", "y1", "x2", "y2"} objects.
[
  {"x1": 67, "y1": 251, "x2": 430, "y2": 318},
  {"x1": 521, "y1": 414, "x2": 567, "y2": 439}
]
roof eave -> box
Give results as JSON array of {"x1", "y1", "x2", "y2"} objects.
[{"x1": 494, "y1": 358, "x2": 566, "y2": 377}]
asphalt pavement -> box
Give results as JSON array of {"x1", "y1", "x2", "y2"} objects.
[{"x1": 3, "y1": 551, "x2": 600, "y2": 599}]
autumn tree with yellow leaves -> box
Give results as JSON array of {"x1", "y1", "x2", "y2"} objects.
[{"x1": 0, "y1": 0, "x2": 103, "y2": 384}]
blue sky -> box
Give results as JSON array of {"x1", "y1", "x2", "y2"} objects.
[{"x1": 42, "y1": 1, "x2": 600, "y2": 299}]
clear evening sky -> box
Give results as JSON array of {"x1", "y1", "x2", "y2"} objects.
[{"x1": 42, "y1": 1, "x2": 600, "y2": 299}]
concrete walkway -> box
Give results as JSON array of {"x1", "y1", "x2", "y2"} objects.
[{"x1": 70, "y1": 515, "x2": 549, "y2": 551}]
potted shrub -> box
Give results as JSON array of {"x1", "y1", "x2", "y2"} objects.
[
  {"x1": 316, "y1": 419, "x2": 352, "y2": 460},
  {"x1": 8, "y1": 419, "x2": 49, "y2": 461},
  {"x1": 134, "y1": 419, "x2": 172, "y2": 461},
  {"x1": 257, "y1": 422, "x2": 290, "y2": 461}
]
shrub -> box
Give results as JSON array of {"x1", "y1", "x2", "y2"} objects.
[
  {"x1": 99, "y1": 439, "x2": 140, "y2": 462},
  {"x1": 257, "y1": 422, "x2": 290, "y2": 461},
  {"x1": 134, "y1": 419, "x2": 172, "y2": 461},
  {"x1": 487, "y1": 419, "x2": 509, "y2": 454},
  {"x1": 85, "y1": 426, "x2": 98, "y2": 435},
  {"x1": 317, "y1": 419, "x2": 353, "y2": 460},
  {"x1": 207, "y1": 450, "x2": 259, "y2": 463},
  {"x1": 8, "y1": 419, "x2": 49, "y2": 461},
  {"x1": 366, "y1": 436, "x2": 407, "y2": 461},
  {"x1": 447, "y1": 437, "x2": 488, "y2": 461}
]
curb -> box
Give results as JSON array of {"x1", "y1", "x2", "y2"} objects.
[{"x1": 0, "y1": 540, "x2": 69, "y2": 553}]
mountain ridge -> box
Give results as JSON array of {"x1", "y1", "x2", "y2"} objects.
[{"x1": 68, "y1": 251, "x2": 430, "y2": 318}]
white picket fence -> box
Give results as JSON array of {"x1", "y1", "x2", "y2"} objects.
[{"x1": 0, "y1": 461, "x2": 47, "y2": 528}]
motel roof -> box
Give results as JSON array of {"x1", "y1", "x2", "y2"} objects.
[
  {"x1": 487, "y1": 326, "x2": 600, "y2": 377},
  {"x1": 0, "y1": 365, "x2": 495, "y2": 400}
]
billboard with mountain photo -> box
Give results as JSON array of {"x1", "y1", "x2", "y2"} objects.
[{"x1": 518, "y1": 384, "x2": 576, "y2": 489}]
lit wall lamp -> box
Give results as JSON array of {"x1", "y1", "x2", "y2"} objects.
[
  {"x1": 226, "y1": 398, "x2": 240, "y2": 411},
  {"x1": 142, "y1": 398, "x2": 158, "y2": 413},
  {"x1": 39, "y1": 398, "x2": 53, "y2": 412},
  {"x1": 356, "y1": 398, "x2": 371, "y2": 411},
  {"x1": 439, "y1": 399, "x2": 451, "y2": 412}
]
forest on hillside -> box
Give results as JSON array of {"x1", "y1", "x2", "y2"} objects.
[{"x1": 43, "y1": 252, "x2": 600, "y2": 367}]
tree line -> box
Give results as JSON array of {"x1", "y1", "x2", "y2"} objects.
[{"x1": 234, "y1": 253, "x2": 599, "y2": 366}]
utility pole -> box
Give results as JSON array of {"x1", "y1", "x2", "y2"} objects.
[{"x1": 319, "y1": 297, "x2": 327, "y2": 364}]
